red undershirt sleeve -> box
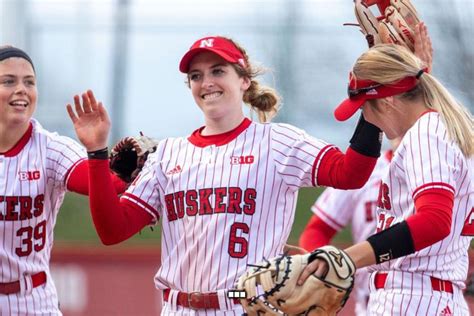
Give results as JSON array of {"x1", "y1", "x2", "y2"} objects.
[
  {"x1": 406, "y1": 188, "x2": 454, "y2": 251},
  {"x1": 66, "y1": 159, "x2": 128, "y2": 195},
  {"x1": 316, "y1": 147, "x2": 377, "y2": 189},
  {"x1": 87, "y1": 159, "x2": 154, "y2": 245},
  {"x1": 299, "y1": 215, "x2": 338, "y2": 252}
]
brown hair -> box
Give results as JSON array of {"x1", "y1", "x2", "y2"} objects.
[
  {"x1": 224, "y1": 37, "x2": 281, "y2": 123},
  {"x1": 185, "y1": 37, "x2": 281, "y2": 123}
]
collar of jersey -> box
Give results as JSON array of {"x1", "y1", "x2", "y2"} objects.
[
  {"x1": 188, "y1": 118, "x2": 251, "y2": 147},
  {"x1": 1, "y1": 122, "x2": 33, "y2": 157}
]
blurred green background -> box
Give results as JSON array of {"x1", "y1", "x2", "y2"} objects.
[{"x1": 54, "y1": 187, "x2": 352, "y2": 247}]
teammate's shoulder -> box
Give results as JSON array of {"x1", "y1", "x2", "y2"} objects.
[
  {"x1": 156, "y1": 136, "x2": 188, "y2": 151},
  {"x1": 414, "y1": 110, "x2": 443, "y2": 127},
  {"x1": 269, "y1": 122, "x2": 308, "y2": 138},
  {"x1": 31, "y1": 119, "x2": 81, "y2": 146},
  {"x1": 408, "y1": 110, "x2": 446, "y2": 137},
  {"x1": 163, "y1": 135, "x2": 187, "y2": 145},
  {"x1": 30, "y1": 118, "x2": 61, "y2": 140}
]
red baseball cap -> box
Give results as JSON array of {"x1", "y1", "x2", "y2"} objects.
[
  {"x1": 179, "y1": 36, "x2": 246, "y2": 73},
  {"x1": 334, "y1": 72, "x2": 422, "y2": 121}
]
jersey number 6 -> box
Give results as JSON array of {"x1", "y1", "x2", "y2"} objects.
[{"x1": 228, "y1": 222, "x2": 249, "y2": 258}]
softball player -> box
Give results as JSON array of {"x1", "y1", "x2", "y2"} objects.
[
  {"x1": 299, "y1": 44, "x2": 474, "y2": 315},
  {"x1": 299, "y1": 143, "x2": 397, "y2": 316},
  {"x1": 67, "y1": 35, "x2": 384, "y2": 315},
  {"x1": 0, "y1": 46, "x2": 126, "y2": 315}
]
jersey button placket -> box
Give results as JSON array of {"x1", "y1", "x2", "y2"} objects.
[{"x1": 208, "y1": 145, "x2": 216, "y2": 164}]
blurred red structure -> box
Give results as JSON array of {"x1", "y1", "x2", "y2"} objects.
[{"x1": 51, "y1": 245, "x2": 162, "y2": 316}]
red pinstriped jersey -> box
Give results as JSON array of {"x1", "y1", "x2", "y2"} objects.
[
  {"x1": 311, "y1": 152, "x2": 391, "y2": 315},
  {"x1": 313, "y1": 152, "x2": 391, "y2": 243},
  {"x1": 123, "y1": 118, "x2": 333, "y2": 293},
  {"x1": 0, "y1": 119, "x2": 86, "y2": 315},
  {"x1": 369, "y1": 111, "x2": 473, "y2": 288}
]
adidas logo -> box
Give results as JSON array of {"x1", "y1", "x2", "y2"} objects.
[
  {"x1": 440, "y1": 305, "x2": 452, "y2": 316},
  {"x1": 166, "y1": 165, "x2": 182, "y2": 175},
  {"x1": 366, "y1": 89, "x2": 378, "y2": 95}
]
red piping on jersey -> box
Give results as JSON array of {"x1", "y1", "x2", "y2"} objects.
[
  {"x1": 121, "y1": 192, "x2": 160, "y2": 219},
  {"x1": 316, "y1": 147, "x2": 378, "y2": 189},
  {"x1": 65, "y1": 157, "x2": 87, "y2": 187},
  {"x1": 187, "y1": 118, "x2": 251, "y2": 147},
  {"x1": 88, "y1": 159, "x2": 154, "y2": 245},
  {"x1": 311, "y1": 144, "x2": 335, "y2": 186},
  {"x1": 406, "y1": 187, "x2": 454, "y2": 251},
  {"x1": 313, "y1": 205, "x2": 345, "y2": 230},
  {"x1": 417, "y1": 109, "x2": 437, "y2": 120},
  {"x1": 66, "y1": 159, "x2": 128, "y2": 195},
  {"x1": 412, "y1": 182, "x2": 455, "y2": 199},
  {"x1": 1, "y1": 122, "x2": 33, "y2": 157}
]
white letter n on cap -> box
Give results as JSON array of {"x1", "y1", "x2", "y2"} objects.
[{"x1": 200, "y1": 39, "x2": 214, "y2": 48}]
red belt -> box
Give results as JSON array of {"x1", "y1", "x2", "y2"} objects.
[
  {"x1": 163, "y1": 289, "x2": 240, "y2": 309},
  {"x1": 374, "y1": 272, "x2": 453, "y2": 293},
  {"x1": 0, "y1": 271, "x2": 47, "y2": 295}
]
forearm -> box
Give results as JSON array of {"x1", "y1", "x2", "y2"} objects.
[
  {"x1": 317, "y1": 148, "x2": 377, "y2": 189},
  {"x1": 88, "y1": 159, "x2": 152, "y2": 245},
  {"x1": 406, "y1": 188, "x2": 454, "y2": 250},
  {"x1": 344, "y1": 241, "x2": 377, "y2": 269},
  {"x1": 362, "y1": 188, "x2": 454, "y2": 264},
  {"x1": 67, "y1": 159, "x2": 127, "y2": 195}
]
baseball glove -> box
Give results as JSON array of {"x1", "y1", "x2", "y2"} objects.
[
  {"x1": 236, "y1": 246, "x2": 356, "y2": 315},
  {"x1": 351, "y1": 0, "x2": 420, "y2": 49},
  {"x1": 109, "y1": 134, "x2": 159, "y2": 183}
]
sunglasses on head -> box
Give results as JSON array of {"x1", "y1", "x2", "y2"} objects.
[{"x1": 348, "y1": 83, "x2": 383, "y2": 98}]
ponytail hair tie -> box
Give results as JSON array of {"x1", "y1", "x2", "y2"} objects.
[{"x1": 416, "y1": 69, "x2": 425, "y2": 79}]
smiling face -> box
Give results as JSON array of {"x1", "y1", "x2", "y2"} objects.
[
  {"x1": 0, "y1": 57, "x2": 37, "y2": 128},
  {"x1": 187, "y1": 52, "x2": 250, "y2": 122}
]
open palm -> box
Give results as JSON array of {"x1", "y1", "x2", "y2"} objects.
[
  {"x1": 414, "y1": 22, "x2": 433, "y2": 73},
  {"x1": 67, "y1": 90, "x2": 111, "y2": 151}
]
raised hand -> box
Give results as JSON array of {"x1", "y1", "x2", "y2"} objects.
[
  {"x1": 414, "y1": 22, "x2": 433, "y2": 73},
  {"x1": 67, "y1": 90, "x2": 111, "y2": 151}
]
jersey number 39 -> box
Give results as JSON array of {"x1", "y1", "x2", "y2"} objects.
[{"x1": 15, "y1": 221, "x2": 47, "y2": 257}]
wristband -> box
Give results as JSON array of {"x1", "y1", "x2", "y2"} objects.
[
  {"x1": 87, "y1": 147, "x2": 109, "y2": 160},
  {"x1": 366, "y1": 221, "x2": 415, "y2": 264},
  {"x1": 349, "y1": 114, "x2": 382, "y2": 158}
]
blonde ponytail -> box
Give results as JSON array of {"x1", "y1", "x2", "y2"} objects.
[{"x1": 353, "y1": 44, "x2": 473, "y2": 157}]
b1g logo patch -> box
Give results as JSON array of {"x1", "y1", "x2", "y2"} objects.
[
  {"x1": 230, "y1": 155, "x2": 254, "y2": 165},
  {"x1": 18, "y1": 171, "x2": 41, "y2": 181}
]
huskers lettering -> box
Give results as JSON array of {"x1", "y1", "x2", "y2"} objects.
[
  {"x1": 0, "y1": 194, "x2": 45, "y2": 221},
  {"x1": 165, "y1": 187, "x2": 257, "y2": 221}
]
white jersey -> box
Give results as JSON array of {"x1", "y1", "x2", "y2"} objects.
[
  {"x1": 312, "y1": 152, "x2": 391, "y2": 316},
  {"x1": 0, "y1": 119, "x2": 86, "y2": 315},
  {"x1": 368, "y1": 112, "x2": 473, "y2": 315},
  {"x1": 123, "y1": 119, "x2": 332, "y2": 314}
]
